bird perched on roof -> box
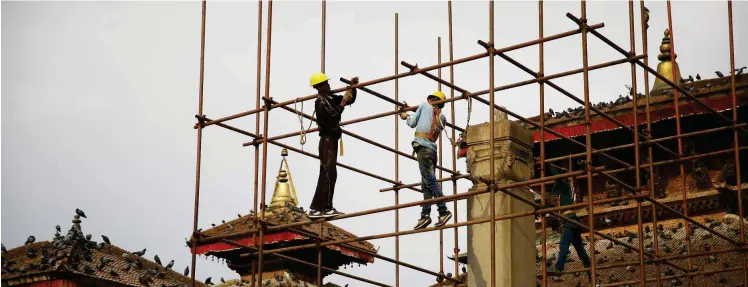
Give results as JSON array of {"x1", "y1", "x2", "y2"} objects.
[
  {"x1": 165, "y1": 260, "x2": 174, "y2": 269},
  {"x1": 109, "y1": 270, "x2": 119, "y2": 277},
  {"x1": 220, "y1": 277, "x2": 225, "y2": 283},
  {"x1": 76, "y1": 209, "x2": 87, "y2": 218},
  {"x1": 688, "y1": 75, "x2": 694, "y2": 82},
  {"x1": 184, "y1": 266, "x2": 189, "y2": 276},
  {"x1": 716, "y1": 71, "x2": 725, "y2": 78},
  {"x1": 205, "y1": 277, "x2": 213, "y2": 285},
  {"x1": 737, "y1": 67, "x2": 746, "y2": 75},
  {"x1": 25, "y1": 236, "x2": 36, "y2": 245},
  {"x1": 85, "y1": 234, "x2": 92, "y2": 241},
  {"x1": 134, "y1": 249, "x2": 146, "y2": 256},
  {"x1": 154, "y1": 255, "x2": 162, "y2": 266},
  {"x1": 696, "y1": 74, "x2": 701, "y2": 80},
  {"x1": 56, "y1": 225, "x2": 62, "y2": 233},
  {"x1": 2, "y1": 244, "x2": 6, "y2": 252},
  {"x1": 101, "y1": 235, "x2": 111, "y2": 245}
]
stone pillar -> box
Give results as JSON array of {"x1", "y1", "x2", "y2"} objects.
[{"x1": 464, "y1": 112, "x2": 535, "y2": 287}]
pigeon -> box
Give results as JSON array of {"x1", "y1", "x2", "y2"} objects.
[
  {"x1": 134, "y1": 249, "x2": 146, "y2": 256},
  {"x1": 688, "y1": 75, "x2": 694, "y2": 82},
  {"x1": 736, "y1": 67, "x2": 746, "y2": 75},
  {"x1": 154, "y1": 255, "x2": 162, "y2": 266},
  {"x1": 109, "y1": 270, "x2": 119, "y2": 277},
  {"x1": 101, "y1": 235, "x2": 111, "y2": 245},
  {"x1": 85, "y1": 234, "x2": 92, "y2": 241},
  {"x1": 211, "y1": 223, "x2": 216, "y2": 227},
  {"x1": 220, "y1": 277, "x2": 225, "y2": 283},
  {"x1": 696, "y1": 74, "x2": 701, "y2": 80},
  {"x1": 56, "y1": 225, "x2": 62, "y2": 233},
  {"x1": 25, "y1": 236, "x2": 36, "y2": 245},
  {"x1": 84, "y1": 265, "x2": 95, "y2": 274},
  {"x1": 2, "y1": 244, "x2": 6, "y2": 252},
  {"x1": 221, "y1": 220, "x2": 225, "y2": 224},
  {"x1": 716, "y1": 71, "x2": 725, "y2": 78},
  {"x1": 76, "y1": 209, "x2": 87, "y2": 218},
  {"x1": 184, "y1": 266, "x2": 189, "y2": 276},
  {"x1": 165, "y1": 260, "x2": 174, "y2": 269},
  {"x1": 237, "y1": 214, "x2": 242, "y2": 218},
  {"x1": 205, "y1": 277, "x2": 213, "y2": 285}
]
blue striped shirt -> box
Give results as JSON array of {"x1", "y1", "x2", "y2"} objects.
[{"x1": 406, "y1": 103, "x2": 448, "y2": 152}]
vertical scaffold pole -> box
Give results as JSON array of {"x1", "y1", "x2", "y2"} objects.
[
  {"x1": 394, "y1": 12, "x2": 401, "y2": 287},
  {"x1": 579, "y1": 1, "x2": 598, "y2": 285},
  {"x1": 256, "y1": 0, "x2": 273, "y2": 284},
  {"x1": 639, "y1": 1, "x2": 661, "y2": 285},
  {"x1": 446, "y1": 1, "x2": 460, "y2": 282},
  {"x1": 665, "y1": 2, "x2": 693, "y2": 281},
  {"x1": 250, "y1": 0, "x2": 263, "y2": 285},
  {"x1": 488, "y1": 1, "x2": 497, "y2": 286},
  {"x1": 727, "y1": 1, "x2": 747, "y2": 285},
  {"x1": 627, "y1": 1, "x2": 646, "y2": 285},
  {"x1": 538, "y1": 1, "x2": 548, "y2": 286},
  {"x1": 437, "y1": 36, "x2": 445, "y2": 286},
  {"x1": 317, "y1": 1, "x2": 326, "y2": 285},
  {"x1": 190, "y1": 1, "x2": 207, "y2": 286}
]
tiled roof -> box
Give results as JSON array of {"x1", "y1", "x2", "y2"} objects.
[
  {"x1": 518, "y1": 73, "x2": 748, "y2": 130},
  {"x1": 192, "y1": 204, "x2": 377, "y2": 261},
  {"x1": 1, "y1": 216, "x2": 205, "y2": 287}
]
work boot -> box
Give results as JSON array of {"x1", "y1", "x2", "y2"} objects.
[
  {"x1": 434, "y1": 210, "x2": 452, "y2": 227},
  {"x1": 414, "y1": 215, "x2": 432, "y2": 230}
]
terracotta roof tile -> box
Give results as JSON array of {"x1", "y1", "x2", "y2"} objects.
[{"x1": 2, "y1": 220, "x2": 204, "y2": 287}]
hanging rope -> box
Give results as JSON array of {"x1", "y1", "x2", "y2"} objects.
[{"x1": 294, "y1": 98, "x2": 316, "y2": 152}]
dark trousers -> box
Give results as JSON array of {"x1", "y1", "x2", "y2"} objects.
[
  {"x1": 555, "y1": 226, "x2": 591, "y2": 271},
  {"x1": 416, "y1": 145, "x2": 447, "y2": 216},
  {"x1": 311, "y1": 137, "x2": 338, "y2": 211}
]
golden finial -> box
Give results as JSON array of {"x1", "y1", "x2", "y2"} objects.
[
  {"x1": 651, "y1": 29, "x2": 682, "y2": 94},
  {"x1": 268, "y1": 149, "x2": 298, "y2": 209}
]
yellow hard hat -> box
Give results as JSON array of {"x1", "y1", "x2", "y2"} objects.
[
  {"x1": 310, "y1": 72, "x2": 329, "y2": 87},
  {"x1": 429, "y1": 91, "x2": 446, "y2": 101}
]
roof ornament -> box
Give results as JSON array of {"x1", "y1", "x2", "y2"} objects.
[
  {"x1": 651, "y1": 29, "x2": 683, "y2": 94},
  {"x1": 268, "y1": 149, "x2": 299, "y2": 209}
]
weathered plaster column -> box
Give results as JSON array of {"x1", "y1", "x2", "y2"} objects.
[{"x1": 464, "y1": 110, "x2": 535, "y2": 287}]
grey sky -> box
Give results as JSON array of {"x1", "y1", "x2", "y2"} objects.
[{"x1": 2, "y1": 1, "x2": 747, "y2": 286}]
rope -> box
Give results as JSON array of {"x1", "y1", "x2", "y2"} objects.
[{"x1": 294, "y1": 98, "x2": 316, "y2": 152}]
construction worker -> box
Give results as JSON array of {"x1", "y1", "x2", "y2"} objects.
[
  {"x1": 545, "y1": 164, "x2": 591, "y2": 281},
  {"x1": 308, "y1": 72, "x2": 358, "y2": 218},
  {"x1": 399, "y1": 91, "x2": 452, "y2": 230}
]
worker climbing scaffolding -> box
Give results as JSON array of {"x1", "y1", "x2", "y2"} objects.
[
  {"x1": 400, "y1": 91, "x2": 453, "y2": 230},
  {"x1": 308, "y1": 72, "x2": 358, "y2": 218}
]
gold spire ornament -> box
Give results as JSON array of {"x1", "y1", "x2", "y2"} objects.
[
  {"x1": 651, "y1": 29, "x2": 683, "y2": 94},
  {"x1": 268, "y1": 149, "x2": 299, "y2": 209}
]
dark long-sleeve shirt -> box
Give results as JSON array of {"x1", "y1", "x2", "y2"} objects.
[
  {"x1": 315, "y1": 89, "x2": 357, "y2": 139},
  {"x1": 551, "y1": 179, "x2": 580, "y2": 228}
]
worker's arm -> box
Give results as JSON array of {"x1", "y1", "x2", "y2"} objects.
[{"x1": 405, "y1": 103, "x2": 425, "y2": 128}]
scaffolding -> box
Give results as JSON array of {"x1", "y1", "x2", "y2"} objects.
[{"x1": 187, "y1": 1, "x2": 746, "y2": 286}]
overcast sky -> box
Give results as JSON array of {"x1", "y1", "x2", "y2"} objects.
[{"x1": 3, "y1": 1, "x2": 747, "y2": 286}]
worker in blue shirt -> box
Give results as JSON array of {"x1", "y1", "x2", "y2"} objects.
[{"x1": 399, "y1": 91, "x2": 452, "y2": 230}]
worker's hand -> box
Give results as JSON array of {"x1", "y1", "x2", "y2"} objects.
[
  {"x1": 341, "y1": 89, "x2": 354, "y2": 107},
  {"x1": 399, "y1": 112, "x2": 408, "y2": 120},
  {"x1": 350, "y1": 77, "x2": 359, "y2": 85}
]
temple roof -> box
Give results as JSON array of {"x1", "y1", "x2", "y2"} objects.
[
  {"x1": 189, "y1": 149, "x2": 376, "y2": 264},
  {"x1": 1, "y1": 214, "x2": 204, "y2": 287},
  {"x1": 519, "y1": 72, "x2": 748, "y2": 138}
]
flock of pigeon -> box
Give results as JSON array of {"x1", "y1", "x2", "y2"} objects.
[
  {"x1": 541, "y1": 68, "x2": 746, "y2": 122},
  {"x1": 537, "y1": 215, "x2": 746, "y2": 286},
  {"x1": 0, "y1": 209, "x2": 220, "y2": 287}
]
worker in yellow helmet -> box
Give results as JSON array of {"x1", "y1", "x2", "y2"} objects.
[
  {"x1": 308, "y1": 72, "x2": 358, "y2": 218},
  {"x1": 399, "y1": 91, "x2": 452, "y2": 229}
]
